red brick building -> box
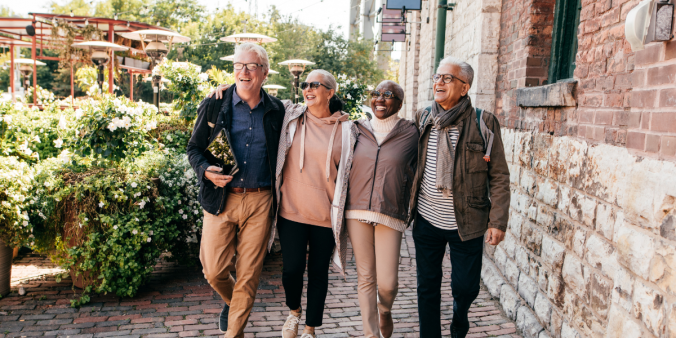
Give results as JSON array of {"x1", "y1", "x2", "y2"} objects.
[{"x1": 398, "y1": 0, "x2": 676, "y2": 336}]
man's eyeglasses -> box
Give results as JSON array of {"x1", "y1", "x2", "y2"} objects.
[
  {"x1": 370, "y1": 90, "x2": 399, "y2": 100},
  {"x1": 300, "y1": 81, "x2": 331, "y2": 90},
  {"x1": 234, "y1": 63, "x2": 264, "y2": 71},
  {"x1": 433, "y1": 73, "x2": 467, "y2": 84}
]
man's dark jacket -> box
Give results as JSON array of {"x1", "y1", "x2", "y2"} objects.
[
  {"x1": 409, "y1": 104, "x2": 510, "y2": 241},
  {"x1": 186, "y1": 85, "x2": 285, "y2": 216}
]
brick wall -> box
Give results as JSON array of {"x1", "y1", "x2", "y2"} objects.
[
  {"x1": 495, "y1": 0, "x2": 556, "y2": 128},
  {"x1": 400, "y1": 10, "x2": 421, "y2": 120},
  {"x1": 486, "y1": 0, "x2": 676, "y2": 336}
]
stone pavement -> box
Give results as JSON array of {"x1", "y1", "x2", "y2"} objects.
[{"x1": 0, "y1": 230, "x2": 521, "y2": 337}]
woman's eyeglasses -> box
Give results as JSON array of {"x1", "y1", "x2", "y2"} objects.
[
  {"x1": 370, "y1": 90, "x2": 398, "y2": 100},
  {"x1": 432, "y1": 73, "x2": 467, "y2": 84},
  {"x1": 233, "y1": 63, "x2": 263, "y2": 71},
  {"x1": 300, "y1": 81, "x2": 331, "y2": 90}
]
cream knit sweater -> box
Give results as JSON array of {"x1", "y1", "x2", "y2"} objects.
[{"x1": 345, "y1": 114, "x2": 408, "y2": 232}]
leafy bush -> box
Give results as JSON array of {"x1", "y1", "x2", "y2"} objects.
[
  {"x1": 156, "y1": 60, "x2": 211, "y2": 121},
  {"x1": 0, "y1": 157, "x2": 36, "y2": 247},
  {"x1": 336, "y1": 74, "x2": 370, "y2": 120},
  {"x1": 0, "y1": 101, "x2": 74, "y2": 163},
  {"x1": 24, "y1": 151, "x2": 201, "y2": 305},
  {"x1": 71, "y1": 95, "x2": 159, "y2": 163}
]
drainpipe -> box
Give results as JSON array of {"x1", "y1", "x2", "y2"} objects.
[{"x1": 435, "y1": 1, "x2": 456, "y2": 71}]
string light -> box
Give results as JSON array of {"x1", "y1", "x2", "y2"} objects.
[
  {"x1": 85, "y1": 19, "x2": 89, "y2": 25},
  {"x1": 70, "y1": 10, "x2": 74, "y2": 17},
  {"x1": 114, "y1": 13, "x2": 118, "y2": 20}
]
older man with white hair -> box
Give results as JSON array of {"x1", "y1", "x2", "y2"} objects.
[
  {"x1": 409, "y1": 56, "x2": 510, "y2": 338},
  {"x1": 186, "y1": 43, "x2": 285, "y2": 338}
]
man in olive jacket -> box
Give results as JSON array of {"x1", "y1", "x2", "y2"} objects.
[
  {"x1": 186, "y1": 43, "x2": 284, "y2": 338},
  {"x1": 409, "y1": 56, "x2": 510, "y2": 338}
]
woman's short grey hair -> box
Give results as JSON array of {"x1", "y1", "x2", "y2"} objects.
[
  {"x1": 307, "y1": 69, "x2": 338, "y2": 92},
  {"x1": 437, "y1": 56, "x2": 473, "y2": 87},
  {"x1": 234, "y1": 43, "x2": 269, "y2": 71}
]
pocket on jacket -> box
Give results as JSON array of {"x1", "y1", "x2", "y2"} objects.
[
  {"x1": 280, "y1": 177, "x2": 331, "y2": 223},
  {"x1": 465, "y1": 195, "x2": 491, "y2": 229},
  {"x1": 466, "y1": 142, "x2": 488, "y2": 173}
]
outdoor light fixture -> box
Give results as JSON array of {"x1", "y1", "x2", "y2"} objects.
[
  {"x1": 279, "y1": 59, "x2": 314, "y2": 103},
  {"x1": 220, "y1": 33, "x2": 277, "y2": 45},
  {"x1": 118, "y1": 29, "x2": 190, "y2": 109},
  {"x1": 263, "y1": 84, "x2": 286, "y2": 97},
  {"x1": 268, "y1": 69, "x2": 279, "y2": 75},
  {"x1": 71, "y1": 41, "x2": 128, "y2": 90},
  {"x1": 219, "y1": 54, "x2": 234, "y2": 61},
  {"x1": 5, "y1": 59, "x2": 46, "y2": 88}
]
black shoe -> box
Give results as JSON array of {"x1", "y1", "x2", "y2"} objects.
[
  {"x1": 219, "y1": 303, "x2": 230, "y2": 332},
  {"x1": 450, "y1": 324, "x2": 460, "y2": 338}
]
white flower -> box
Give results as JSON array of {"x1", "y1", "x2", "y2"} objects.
[
  {"x1": 107, "y1": 122, "x2": 118, "y2": 132},
  {"x1": 139, "y1": 200, "x2": 146, "y2": 209},
  {"x1": 131, "y1": 182, "x2": 138, "y2": 188},
  {"x1": 178, "y1": 200, "x2": 181, "y2": 205},
  {"x1": 122, "y1": 116, "x2": 132, "y2": 128},
  {"x1": 149, "y1": 230, "x2": 154, "y2": 235},
  {"x1": 99, "y1": 201, "x2": 104, "y2": 208},
  {"x1": 346, "y1": 93, "x2": 353, "y2": 100},
  {"x1": 198, "y1": 73, "x2": 209, "y2": 82},
  {"x1": 193, "y1": 210, "x2": 198, "y2": 215},
  {"x1": 178, "y1": 209, "x2": 184, "y2": 214},
  {"x1": 23, "y1": 221, "x2": 28, "y2": 227},
  {"x1": 182, "y1": 214, "x2": 187, "y2": 220},
  {"x1": 54, "y1": 138, "x2": 63, "y2": 148},
  {"x1": 75, "y1": 109, "x2": 84, "y2": 119},
  {"x1": 132, "y1": 229, "x2": 138, "y2": 235},
  {"x1": 84, "y1": 218, "x2": 88, "y2": 222},
  {"x1": 113, "y1": 225, "x2": 118, "y2": 230},
  {"x1": 147, "y1": 237, "x2": 152, "y2": 242},
  {"x1": 135, "y1": 218, "x2": 139, "y2": 222}
]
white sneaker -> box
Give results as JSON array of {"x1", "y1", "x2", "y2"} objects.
[
  {"x1": 282, "y1": 313, "x2": 301, "y2": 338},
  {"x1": 300, "y1": 334, "x2": 316, "y2": 338}
]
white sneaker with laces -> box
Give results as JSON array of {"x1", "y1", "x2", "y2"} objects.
[{"x1": 282, "y1": 313, "x2": 301, "y2": 338}]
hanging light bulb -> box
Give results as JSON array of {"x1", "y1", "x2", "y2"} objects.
[
  {"x1": 85, "y1": 19, "x2": 89, "y2": 25},
  {"x1": 114, "y1": 13, "x2": 118, "y2": 20},
  {"x1": 52, "y1": 18, "x2": 57, "y2": 26},
  {"x1": 126, "y1": 21, "x2": 130, "y2": 27},
  {"x1": 70, "y1": 10, "x2": 74, "y2": 17}
]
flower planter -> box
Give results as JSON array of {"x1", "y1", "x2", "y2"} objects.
[
  {"x1": 141, "y1": 61, "x2": 150, "y2": 70},
  {"x1": 0, "y1": 239, "x2": 13, "y2": 297},
  {"x1": 124, "y1": 57, "x2": 135, "y2": 67},
  {"x1": 63, "y1": 203, "x2": 94, "y2": 289}
]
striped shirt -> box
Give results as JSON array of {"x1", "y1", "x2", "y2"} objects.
[{"x1": 418, "y1": 127, "x2": 460, "y2": 230}]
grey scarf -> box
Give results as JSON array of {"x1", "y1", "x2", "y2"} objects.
[{"x1": 431, "y1": 96, "x2": 472, "y2": 197}]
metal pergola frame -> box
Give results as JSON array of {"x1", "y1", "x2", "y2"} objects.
[{"x1": 0, "y1": 14, "x2": 172, "y2": 105}]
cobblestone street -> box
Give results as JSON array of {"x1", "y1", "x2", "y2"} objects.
[{"x1": 0, "y1": 230, "x2": 520, "y2": 338}]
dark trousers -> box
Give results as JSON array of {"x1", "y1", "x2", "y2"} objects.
[
  {"x1": 413, "y1": 214, "x2": 484, "y2": 338},
  {"x1": 277, "y1": 217, "x2": 335, "y2": 327}
]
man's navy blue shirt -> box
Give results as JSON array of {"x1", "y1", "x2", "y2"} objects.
[{"x1": 229, "y1": 89, "x2": 271, "y2": 188}]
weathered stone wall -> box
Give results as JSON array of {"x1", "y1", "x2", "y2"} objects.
[{"x1": 482, "y1": 129, "x2": 676, "y2": 338}]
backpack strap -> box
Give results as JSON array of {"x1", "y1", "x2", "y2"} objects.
[
  {"x1": 419, "y1": 106, "x2": 432, "y2": 132},
  {"x1": 475, "y1": 108, "x2": 486, "y2": 147}
]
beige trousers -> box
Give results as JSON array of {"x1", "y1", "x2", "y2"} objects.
[
  {"x1": 346, "y1": 219, "x2": 403, "y2": 338},
  {"x1": 200, "y1": 190, "x2": 273, "y2": 338}
]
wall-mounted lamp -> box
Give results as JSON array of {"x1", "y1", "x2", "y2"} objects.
[{"x1": 626, "y1": 0, "x2": 674, "y2": 51}]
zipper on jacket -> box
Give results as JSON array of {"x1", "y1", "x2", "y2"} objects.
[{"x1": 368, "y1": 145, "x2": 381, "y2": 210}]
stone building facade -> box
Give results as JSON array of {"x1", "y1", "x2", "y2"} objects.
[{"x1": 397, "y1": 0, "x2": 676, "y2": 337}]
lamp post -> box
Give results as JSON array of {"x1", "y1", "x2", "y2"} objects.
[
  {"x1": 263, "y1": 84, "x2": 286, "y2": 97},
  {"x1": 118, "y1": 29, "x2": 190, "y2": 111},
  {"x1": 71, "y1": 41, "x2": 129, "y2": 93},
  {"x1": 278, "y1": 59, "x2": 314, "y2": 104}
]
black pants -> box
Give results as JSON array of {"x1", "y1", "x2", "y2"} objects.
[
  {"x1": 413, "y1": 214, "x2": 484, "y2": 338},
  {"x1": 277, "y1": 217, "x2": 335, "y2": 327}
]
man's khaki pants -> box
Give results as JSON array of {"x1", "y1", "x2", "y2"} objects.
[
  {"x1": 346, "y1": 219, "x2": 402, "y2": 338},
  {"x1": 200, "y1": 190, "x2": 273, "y2": 338}
]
